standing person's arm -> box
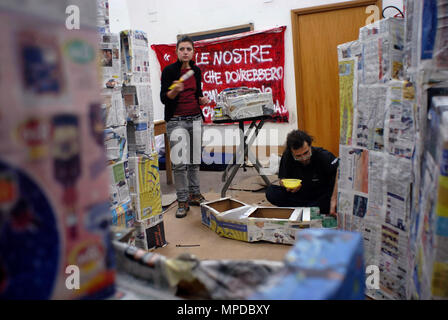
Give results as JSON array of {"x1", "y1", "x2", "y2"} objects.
[{"x1": 160, "y1": 66, "x2": 182, "y2": 103}]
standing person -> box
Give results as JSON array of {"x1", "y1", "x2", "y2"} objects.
[
  {"x1": 265, "y1": 130, "x2": 339, "y2": 216},
  {"x1": 160, "y1": 36, "x2": 210, "y2": 218}
]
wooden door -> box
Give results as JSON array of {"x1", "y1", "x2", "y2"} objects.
[{"x1": 291, "y1": 0, "x2": 382, "y2": 156}]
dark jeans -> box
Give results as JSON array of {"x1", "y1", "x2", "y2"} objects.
[{"x1": 265, "y1": 185, "x2": 331, "y2": 214}]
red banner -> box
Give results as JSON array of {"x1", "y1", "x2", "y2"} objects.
[{"x1": 151, "y1": 26, "x2": 288, "y2": 124}]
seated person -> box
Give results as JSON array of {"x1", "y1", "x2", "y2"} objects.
[{"x1": 266, "y1": 130, "x2": 338, "y2": 215}]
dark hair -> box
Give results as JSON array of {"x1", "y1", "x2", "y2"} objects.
[
  {"x1": 286, "y1": 130, "x2": 313, "y2": 150},
  {"x1": 176, "y1": 36, "x2": 194, "y2": 49}
]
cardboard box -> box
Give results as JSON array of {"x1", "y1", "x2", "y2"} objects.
[
  {"x1": 201, "y1": 198, "x2": 320, "y2": 244},
  {"x1": 134, "y1": 214, "x2": 167, "y2": 251},
  {"x1": 250, "y1": 229, "x2": 365, "y2": 300},
  {"x1": 128, "y1": 154, "x2": 162, "y2": 221}
]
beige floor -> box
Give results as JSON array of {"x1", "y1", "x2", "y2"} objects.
[{"x1": 154, "y1": 170, "x2": 291, "y2": 261}]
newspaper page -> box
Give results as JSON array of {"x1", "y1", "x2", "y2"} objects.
[
  {"x1": 337, "y1": 190, "x2": 353, "y2": 231},
  {"x1": 108, "y1": 160, "x2": 131, "y2": 207},
  {"x1": 99, "y1": 33, "x2": 121, "y2": 88},
  {"x1": 379, "y1": 223, "x2": 410, "y2": 300},
  {"x1": 339, "y1": 146, "x2": 369, "y2": 194},
  {"x1": 361, "y1": 37, "x2": 380, "y2": 84},
  {"x1": 101, "y1": 88, "x2": 126, "y2": 128},
  {"x1": 131, "y1": 31, "x2": 150, "y2": 84},
  {"x1": 355, "y1": 84, "x2": 388, "y2": 150},
  {"x1": 338, "y1": 58, "x2": 358, "y2": 145},
  {"x1": 404, "y1": 0, "x2": 417, "y2": 71},
  {"x1": 414, "y1": 151, "x2": 439, "y2": 299},
  {"x1": 381, "y1": 21, "x2": 405, "y2": 82},
  {"x1": 136, "y1": 85, "x2": 154, "y2": 123},
  {"x1": 384, "y1": 81, "x2": 416, "y2": 159},
  {"x1": 97, "y1": 0, "x2": 110, "y2": 34},
  {"x1": 385, "y1": 154, "x2": 412, "y2": 232},
  {"x1": 337, "y1": 41, "x2": 363, "y2": 82}
]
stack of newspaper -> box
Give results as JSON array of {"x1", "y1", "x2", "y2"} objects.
[
  {"x1": 337, "y1": 1, "x2": 448, "y2": 300},
  {"x1": 216, "y1": 87, "x2": 275, "y2": 120}
]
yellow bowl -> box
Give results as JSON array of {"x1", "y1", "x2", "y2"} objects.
[{"x1": 281, "y1": 179, "x2": 302, "y2": 189}]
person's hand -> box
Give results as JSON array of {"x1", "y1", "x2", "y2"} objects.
[
  {"x1": 199, "y1": 96, "x2": 210, "y2": 105},
  {"x1": 330, "y1": 197, "x2": 337, "y2": 216},
  {"x1": 288, "y1": 185, "x2": 302, "y2": 193},
  {"x1": 171, "y1": 80, "x2": 184, "y2": 93},
  {"x1": 280, "y1": 180, "x2": 301, "y2": 193}
]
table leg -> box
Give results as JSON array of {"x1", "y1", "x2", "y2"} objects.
[
  {"x1": 221, "y1": 164, "x2": 241, "y2": 198},
  {"x1": 248, "y1": 149, "x2": 271, "y2": 186}
]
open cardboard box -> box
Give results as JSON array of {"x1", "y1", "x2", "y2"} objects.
[{"x1": 201, "y1": 198, "x2": 321, "y2": 245}]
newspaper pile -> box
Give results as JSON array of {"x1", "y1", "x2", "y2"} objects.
[
  {"x1": 95, "y1": 2, "x2": 163, "y2": 251},
  {"x1": 337, "y1": 3, "x2": 448, "y2": 300},
  {"x1": 337, "y1": 17, "x2": 417, "y2": 300},
  {"x1": 0, "y1": 0, "x2": 115, "y2": 299},
  {"x1": 405, "y1": 0, "x2": 448, "y2": 300},
  {"x1": 128, "y1": 154, "x2": 164, "y2": 251},
  {"x1": 215, "y1": 87, "x2": 275, "y2": 120}
]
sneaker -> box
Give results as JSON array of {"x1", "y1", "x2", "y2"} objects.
[
  {"x1": 188, "y1": 193, "x2": 206, "y2": 206},
  {"x1": 176, "y1": 201, "x2": 190, "y2": 218}
]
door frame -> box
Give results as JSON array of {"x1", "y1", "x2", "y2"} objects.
[{"x1": 291, "y1": 0, "x2": 382, "y2": 131}]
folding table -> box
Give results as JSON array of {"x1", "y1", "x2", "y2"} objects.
[{"x1": 212, "y1": 115, "x2": 272, "y2": 197}]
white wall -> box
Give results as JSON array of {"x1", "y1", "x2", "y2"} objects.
[{"x1": 110, "y1": 0, "x2": 403, "y2": 147}]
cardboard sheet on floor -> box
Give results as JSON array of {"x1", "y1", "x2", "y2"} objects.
[
  {"x1": 153, "y1": 192, "x2": 291, "y2": 261},
  {"x1": 229, "y1": 175, "x2": 278, "y2": 191},
  {"x1": 162, "y1": 193, "x2": 177, "y2": 207}
]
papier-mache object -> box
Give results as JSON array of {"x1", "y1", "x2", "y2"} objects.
[
  {"x1": 201, "y1": 198, "x2": 321, "y2": 244},
  {"x1": 250, "y1": 229, "x2": 365, "y2": 300},
  {"x1": 0, "y1": 3, "x2": 115, "y2": 299}
]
